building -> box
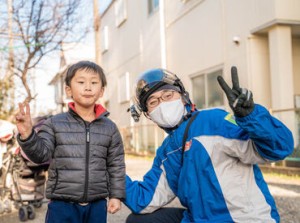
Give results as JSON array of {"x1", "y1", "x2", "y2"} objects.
[
  {"x1": 49, "y1": 42, "x2": 95, "y2": 113},
  {"x1": 97, "y1": 0, "x2": 300, "y2": 162}
]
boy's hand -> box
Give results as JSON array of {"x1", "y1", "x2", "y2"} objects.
[
  {"x1": 217, "y1": 66, "x2": 254, "y2": 117},
  {"x1": 15, "y1": 102, "x2": 33, "y2": 139},
  {"x1": 108, "y1": 198, "x2": 121, "y2": 214}
]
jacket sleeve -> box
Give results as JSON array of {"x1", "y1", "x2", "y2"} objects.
[
  {"x1": 124, "y1": 155, "x2": 176, "y2": 214},
  {"x1": 17, "y1": 118, "x2": 55, "y2": 164},
  {"x1": 225, "y1": 104, "x2": 294, "y2": 163},
  {"x1": 107, "y1": 124, "x2": 126, "y2": 200}
]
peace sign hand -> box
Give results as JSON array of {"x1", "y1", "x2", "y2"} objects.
[
  {"x1": 217, "y1": 66, "x2": 254, "y2": 117},
  {"x1": 15, "y1": 102, "x2": 33, "y2": 140}
]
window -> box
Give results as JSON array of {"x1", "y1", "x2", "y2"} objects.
[
  {"x1": 192, "y1": 70, "x2": 224, "y2": 109},
  {"x1": 54, "y1": 80, "x2": 63, "y2": 103},
  {"x1": 118, "y1": 72, "x2": 130, "y2": 103},
  {"x1": 101, "y1": 26, "x2": 109, "y2": 53},
  {"x1": 115, "y1": 0, "x2": 127, "y2": 27},
  {"x1": 295, "y1": 95, "x2": 300, "y2": 108},
  {"x1": 148, "y1": 0, "x2": 159, "y2": 15}
]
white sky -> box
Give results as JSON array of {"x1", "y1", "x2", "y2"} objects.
[
  {"x1": 99, "y1": 0, "x2": 112, "y2": 14},
  {"x1": 30, "y1": 0, "x2": 114, "y2": 116},
  {"x1": 28, "y1": 1, "x2": 100, "y2": 116},
  {"x1": 1, "y1": 0, "x2": 110, "y2": 116},
  {"x1": 30, "y1": 33, "x2": 95, "y2": 116}
]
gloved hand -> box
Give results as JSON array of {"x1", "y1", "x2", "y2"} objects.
[{"x1": 217, "y1": 66, "x2": 254, "y2": 117}]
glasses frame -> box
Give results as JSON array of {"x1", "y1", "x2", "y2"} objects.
[{"x1": 146, "y1": 90, "x2": 180, "y2": 109}]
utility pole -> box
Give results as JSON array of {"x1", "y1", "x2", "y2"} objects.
[
  {"x1": 3, "y1": 0, "x2": 15, "y2": 121},
  {"x1": 93, "y1": 0, "x2": 102, "y2": 65},
  {"x1": 159, "y1": 0, "x2": 167, "y2": 69}
]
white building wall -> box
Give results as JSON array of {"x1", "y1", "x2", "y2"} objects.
[
  {"x1": 163, "y1": 0, "x2": 296, "y2": 107},
  {"x1": 101, "y1": 0, "x2": 164, "y2": 128},
  {"x1": 275, "y1": 0, "x2": 300, "y2": 20},
  {"x1": 165, "y1": 0, "x2": 224, "y2": 76},
  {"x1": 100, "y1": 0, "x2": 300, "y2": 153},
  {"x1": 246, "y1": 36, "x2": 271, "y2": 108}
]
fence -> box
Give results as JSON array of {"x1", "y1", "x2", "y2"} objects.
[
  {"x1": 120, "y1": 124, "x2": 166, "y2": 156},
  {"x1": 120, "y1": 109, "x2": 300, "y2": 167},
  {"x1": 263, "y1": 108, "x2": 300, "y2": 167}
]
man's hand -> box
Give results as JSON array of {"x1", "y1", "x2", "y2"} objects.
[
  {"x1": 15, "y1": 102, "x2": 33, "y2": 139},
  {"x1": 108, "y1": 198, "x2": 121, "y2": 214},
  {"x1": 217, "y1": 66, "x2": 254, "y2": 117}
]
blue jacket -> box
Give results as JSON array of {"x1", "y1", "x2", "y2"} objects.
[{"x1": 124, "y1": 104, "x2": 294, "y2": 222}]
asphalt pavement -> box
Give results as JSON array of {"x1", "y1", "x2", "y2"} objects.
[{"x1": 0, "y1": 156, "x2": 299, "y2": 223}]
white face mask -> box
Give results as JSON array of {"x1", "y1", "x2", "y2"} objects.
[{"x1": 149, "y1": 99, "x2": 185, "y2": 128}]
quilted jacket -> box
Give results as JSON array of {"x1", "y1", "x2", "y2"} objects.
[{"x1": 18, "y1": 103, "x2": 126, "y2": 203}]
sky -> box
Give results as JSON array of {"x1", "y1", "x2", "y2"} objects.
[
  {"x1": 99, "y1": 0, "x2": 113, "y2": 14},
  {"x1": 29, "y1": 35, "x2": 96, "y2": 116},
  {"x1": 29, "y1": 0, "x2": 113, "y2": 116},
  {"x1": 0, "y1": 0, "x2": 112, "y2": 116},
  {"x1": 15, "y1": 1, "x2": 98, "y2": 116}
]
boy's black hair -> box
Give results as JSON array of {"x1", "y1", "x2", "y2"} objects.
[{"x1": 65, "y1": 61, "x2": 107, "y2": 87}]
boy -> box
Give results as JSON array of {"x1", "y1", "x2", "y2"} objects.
[
  {"x1": 124, "y1": 67, "x2": 294, "y2": 222},
  {"x1": 16, "y1": 61, "x2": 125, "y2": 223}
]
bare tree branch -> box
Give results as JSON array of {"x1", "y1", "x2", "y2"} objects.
[{"x1": 0, "y1": 0, "x2": 89, "y2": 119}]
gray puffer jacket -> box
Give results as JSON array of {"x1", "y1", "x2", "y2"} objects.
[{"x1": 18, "y1": 104, "x2": 125, "y2": 203}]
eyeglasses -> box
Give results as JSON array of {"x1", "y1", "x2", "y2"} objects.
[{"x1": 146, "y1": 90, "x2": 180, "y2": 108}]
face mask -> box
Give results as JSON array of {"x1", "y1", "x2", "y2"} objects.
[{"x1": 149, "y1": 99, "x2": 185, "y2": 128}]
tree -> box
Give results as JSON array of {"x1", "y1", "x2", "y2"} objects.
[{"x1": 0, "y1": 0, "x2": 89, "y2": 120}]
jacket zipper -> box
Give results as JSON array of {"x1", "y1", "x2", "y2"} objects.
[{"x1": 83, "y1": 125, "x2": 90, "y2": 201}]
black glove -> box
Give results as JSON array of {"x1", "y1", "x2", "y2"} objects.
[{"x1": 217, "y1": 66, "x2": 254, "y2": 117}]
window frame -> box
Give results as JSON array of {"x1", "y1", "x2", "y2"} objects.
[
  {"x1": 191, "y1": 68, "x2": 224, "y2": 109},
  {"x1": 101, "y1": 26, "x2": 109, "y2": 54},
  {"x1": 148, "y1": 0, "x2": 159, "y2": 15},
  {"x1": 115, "y1": 0, "x2": 127, "y2": 27},
  {"x1": 118, "y1": 71, "x2": 130, "y2": 103}
]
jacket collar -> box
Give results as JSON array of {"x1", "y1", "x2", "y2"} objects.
[{"x1": 68, "y1": 102, "x2": 108, "y2": 119}]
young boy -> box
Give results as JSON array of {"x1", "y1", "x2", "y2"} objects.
[
  {"x1": 124, "y1": 67, "x2": 294, "y2": 223},
  {"x1": 16, "y1": 61, "x2": 125, "y2": 223}
]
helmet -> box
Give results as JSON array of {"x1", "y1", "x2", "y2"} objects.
[{"x1": 134, "y1": 68, "x2": 191, "y2": 113}]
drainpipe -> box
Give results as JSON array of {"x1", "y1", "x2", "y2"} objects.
[
  {"x1": 159, "y1": 0, "x2": 168, "y2": 144},
  {"x1": 159, "y1": 0, "x2": 167, "y2": 69}
]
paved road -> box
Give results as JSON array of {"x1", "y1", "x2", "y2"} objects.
[{"x1": 1, "y1": 157, "x2": 299, "y2": 223}]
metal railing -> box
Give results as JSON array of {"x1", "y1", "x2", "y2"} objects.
[
  {"x1": 266, "y1": 108, "x2": 300, "y2": 168},
  {"x1": 119, "y1": 124, "x2": 166, "y2": 156},
  {"x1": 120, "y1": 109, "x2": 300, "y2": 167}
]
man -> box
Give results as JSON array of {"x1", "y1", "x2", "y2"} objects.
[{"x1": 124, "y1": 67, "x2": 293, "y2": 223}]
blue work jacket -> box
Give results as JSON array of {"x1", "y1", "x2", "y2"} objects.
[{"x1": 124, "y1": 104, "x2": 294, "y2": 223}]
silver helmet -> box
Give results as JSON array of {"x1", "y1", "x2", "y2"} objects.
[{"x1": 129, "y1": 68, "x2": 191, "y2": 122}]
